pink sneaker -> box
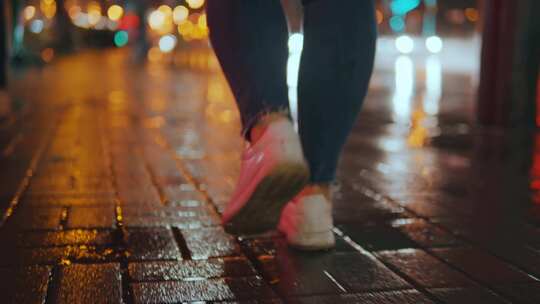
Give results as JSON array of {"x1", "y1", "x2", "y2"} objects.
[
  {"x1": 222, "y1": 118, "x2": 309, "y2": 234},
  {"x1": 278, "y1": 191, "x2": 335, "y2": 250}
]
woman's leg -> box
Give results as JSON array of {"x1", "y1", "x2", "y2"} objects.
[
  {"x1": 207, "y1": 1, "x2": 310, "y2": 234},
  {"x1": 277, "y1": 0, "x2": 376, "y2": 250},
  {"x1": 207, "y1": 0, "x2": 290, "y2": 139},
  {"x1": 298, "y1": 0, "x2": 377, "y2": 183}
]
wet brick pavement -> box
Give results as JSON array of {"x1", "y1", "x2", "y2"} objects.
[{"x1": 1, "y1": 49, "x2": 540, "y2": 303}]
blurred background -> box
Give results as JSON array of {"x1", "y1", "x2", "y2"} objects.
[
  {"x1": 2, "y1": 0, "x2": 480, "y2": 59},
  {"x1": 0, "y1": 0, "x2": 537, "y2": 130}
]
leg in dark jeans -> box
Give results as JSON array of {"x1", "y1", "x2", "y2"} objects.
[
  {"x1": 208, "y1": 0, "x2": 307, "y2": 235},
  {"x1": 299, "y1": 0, "x2": 377, "y2": 183},
  {"x1": 208, "y1": 0, "x2": 376, "y2": 182},
  {"x1": 207, "y1": 0, "x2": 376, "y2": 239},
  {"x1": 207, "y1": 0, "x2": 290, "y2": 139}
]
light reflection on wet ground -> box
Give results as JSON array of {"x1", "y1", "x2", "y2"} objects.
[{"x1": 0, "y1": 45, "x2": 539, "y2": 302}]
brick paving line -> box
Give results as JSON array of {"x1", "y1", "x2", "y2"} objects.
[
  {"x1": 141, "y1": 126, "x2": 287, "y2": 301},
  {"x1": 0, "y1": 103, "x2": 123, "y2": 303},
  {"x1": 105, "y1": 104, "x2": 262, "y2": 302},
  {"x1": 357, "y1": 183, "x2": 537, "y2": 303},
  {"x1": 23, "y1": 104, "x2": 117, "y2": 303},
  {"x1": 99, "y1": 105, "x2": 146, "y2": 304},
  {"x1": 335, "y1": 218, "x2": 526, "y2": 303},
  {"x1": 96, "y1": 106, "x2": 135, "y2": 304},
  {"x1": 143, "y1": 119, "x2": 439, "y2": 302},
  {"x1": 332, "y1": 227, "x2": 443, "y2": 303},
  {"x1": 2, "y1": 104, "x2": 520, "y2": 302},
  {"x1": 108, "y1": 104, "x2": 277, "y2": 301},
  {"x1": 136, "y1": 115, "x2": 345, "y2": 300},
  {"x1": 4, "y1": 97, "x2": 530, "y2": 302},
  {"x1": 14, "y1": 102, "x2": 126, "y2": 303},
  {"x1": 131, "y1": 95, "x2": 459, "y2": 301},
  {"x1": 0, "y1": 110, "x2": 61, "y2": 227}
]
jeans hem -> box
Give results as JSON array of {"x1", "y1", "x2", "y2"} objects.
[
  {"x1": 242, "y1": 106, "x2": 291, "y2": 141},
  {"x1": 309, "y1": 175, "x2": 336, "y2": 184}
]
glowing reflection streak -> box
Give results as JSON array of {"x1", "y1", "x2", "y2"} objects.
[
  {"x1": 423, "y1": 55, "x2": 442, "y2": 115},
  {"x1": 287, "y1": 33, "x2": 304, "y2": 127},
  {"x1": 378, "y1": 137, "x2": 405, "y2": 153},
  {"x1": 392, "y1": 55, "x2": 414, "y2": 124},
  {"x1": 323, "y1": 270, "x2": 348, "y2": 293}
]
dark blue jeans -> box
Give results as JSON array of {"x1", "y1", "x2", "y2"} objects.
[{"x1": 207, "y1": 0, "x2": 377, "y2": 183}]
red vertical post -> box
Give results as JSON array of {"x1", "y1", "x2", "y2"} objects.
[
  {"x1": 478, "y1": 0, "x2": 539, "y2": 127},
  {"x1": 477, "y1": 0, "x2": 517, "y2": 126}
]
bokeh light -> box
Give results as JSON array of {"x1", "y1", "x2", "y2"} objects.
[
  {"x1": 87, "y1": 1, "x2": 102, "y2": 27},
  {"x1": 68, "y1": 4, "x2": 82, "y2": 20},
  {"x1": 395, "y1": 35, "x2": 414, "y2": 54},
  {"x1": 425, "y1": 35, "x2": 443, "y2": 53},
  {"x1": 30, "y1": 19, "x2": 44, "y2": 34},
  {"x1": 389, "y1": 16, "x2": 405, "y2": 32},
  {"x1": 24, "y1": 6, "x2": 36, "y2": 21},
  {"x1": 159, "y1": 35, "x2": 178, "y2": 53},
  {"x1": 390, "y1": 0, "x2": 421, "y2": 15},
  {"x1": 173, "y1": 5, "x2": 189, "y2": 24},
  {"x1": 178, "y1": 20, "x2": 194, "y2": 37},
  {"x1": 41, "y1": 48, "x2": 55, "y2": 62},
  {"x1": 148, "y1": 10, "x2": 166, "y2": 30},
  {"x1": 464, "y1": 8, "x2": 479, "y2": 22},
  {"x1": 376, "y1": 10, "x2": 384, "y2": 25},
  {"x1": 158, "y1": 5, "x2": 173, "y2": 16},
  {"x1": 114, "y1": 31, "x2": 129, "y2": 47},
  {"x1": 186, "y1": 0, "x2": 205, "y2": 9},
  {"x1": 148, "y1": 7, "x2": 174, "y2": 34},
  {"x1": 107, "y1": 5, "x2": 124, "y2": 22},
  {"x1": 148, "y1": 47, "x2": 163, "y2": 62},
  {"x1": 40, "y1": 0, "x2": 57, "y2": 19},
  {"x1": 393, "y1": 55, "x2": 414, "y2": 123},
  {"x1": 198, "y1": 13, "x2": 207, "y2": 29}
]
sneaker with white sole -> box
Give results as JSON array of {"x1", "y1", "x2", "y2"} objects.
[
  {"x1": 222, "y1": 118, "x2": 309, "y2": 235},
  {"x1": 278, "y1": 191, "x2": 335, "y2": 250}
]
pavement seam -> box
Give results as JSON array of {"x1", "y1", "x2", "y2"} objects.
[
  {"x1": 59, "y1": 206, "x2": 69, "y2": 230},
  {"x1": 146, "y1": 117, "x2": 427, "y2": 301},
  {"x1": 44, "y1": 265, "x2": 60, "y2": 304},
  {"x1": 333, "y1": 227, "x2": 442, "y2": 303},
  {"x1": 138, "y1": 144, "x2": 169, "y2": 206},
  {"x1": 171, "y1": 226, "x2": 192, "y2": 260},
  {"x1": 148, "y1": 129, "x2": 287, "y2": 302},
  {"x1": 428, "y1": 223, "x2": 540, "y2": 283},
  {"x1": 361, "y1": 184, "x2": 529, "y2": 303},
  {"x1": 102, "y1": 108, "x2": 135, "y2": 304},
  {"x1": 421, "y1": 246, "x2": 517, "y2": 303},
  {"x1": 0, "y1": 111, "x2": 61, "y2": 227}
]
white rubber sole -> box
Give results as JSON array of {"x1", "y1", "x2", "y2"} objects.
[{"x1": 287, "y1": 230, "x2": 336, "y2": 251}]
